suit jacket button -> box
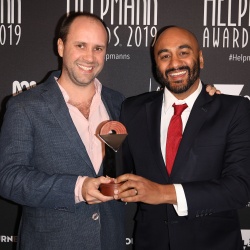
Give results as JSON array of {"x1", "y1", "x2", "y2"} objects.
[{"x1": 92, "y1": 213, "x2": 99, "y2": 221}]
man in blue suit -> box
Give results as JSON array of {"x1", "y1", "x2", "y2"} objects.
[
  {"x1": 0, "y1": 12, "x2": 125, "y2": 249},
  {"x1": 114, "y1": 26, "x2": 250, "y2": 250}
]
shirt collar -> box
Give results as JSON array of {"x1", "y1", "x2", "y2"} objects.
[
  {"x1": 55, "y1": 77, "x2": 102, "y2": 103},
  {"x1": 163, "y1": 80, "x2": 202, "y2": 113}
]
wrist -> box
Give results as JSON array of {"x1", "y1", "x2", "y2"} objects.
[{"x1": 162, "y1": 184, "x2": 177, "y2": 204}]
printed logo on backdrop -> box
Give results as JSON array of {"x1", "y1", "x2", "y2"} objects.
[
  {"x1": 66, "y1": 0, "x2": 158, "y2": 60},
  {"x1": 0, "y1": 235, "x2": 17, "y2": 243},
  {"x1": 126, "y1": 238, "x2": 133, "y2": 246},
  {"x1": 203, "y1": 0, "x2": 250, "y2": 62},
  {"x1": 12, "y1": 80, "x2": 36, "y2": 95},
  {"x1": 242, "y1": 230, "x2": 250, "y2": 249},
  {"x1": 213, "y1": 84, "x2": 250, "y2": 100},
  {"x1": 0, "y1": 0, "x2": 21, "y2": 45},
  {"x1": 203, "y1": 0, "x2": 250, "y2": 48}
]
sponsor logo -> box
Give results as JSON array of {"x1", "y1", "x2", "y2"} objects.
[
  {"x1": 12, "y1": 80, "x2": 36, "y2": 95},
  {"x1": 126, "y1": 238, "x2": 133, "y2": 245},
  {"x1": 0, "y1": 235, "x2": 17, "y2": 243},
  {"x1": 213, "y1": 84, "x2": 244, "y2": 95},
  {"x1": 209, "y1": 84, "x2": 250, "y2": 100}
]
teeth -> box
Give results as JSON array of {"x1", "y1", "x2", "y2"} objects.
[
  {"x1": 170, "y1": 71, "x2": 186, "y2": 76},
  {"x1": 78, "y1": 64, "x2": 93, "y2": 71}
]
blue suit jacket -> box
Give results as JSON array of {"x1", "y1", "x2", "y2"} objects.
[
  {"x1": 0, "y1": 71, "x2": 126, "y2": 250},
  {"x1": 120, "y1": 85, "x2": 250, "y2": 250}
]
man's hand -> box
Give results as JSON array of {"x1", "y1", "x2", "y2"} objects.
[
  {"x1": 114, "y1": 174, "x2": 177, "y2": 205},
  {"x1": 82, "y1": 176, "x2": 114, "y2": 204},
  {"x1": 206, "y1": 84, "x2": 221, "y2": 96}
]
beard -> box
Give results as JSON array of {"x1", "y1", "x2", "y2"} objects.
[{"x1": 156, "y1": 58, "x2": 200, "y2": 94}]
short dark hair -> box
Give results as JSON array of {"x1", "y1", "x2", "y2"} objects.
[{"x1": 58, "y1": 11, "x2": 109, "y2": 44}]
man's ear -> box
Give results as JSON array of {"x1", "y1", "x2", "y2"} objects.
[
  {"x1": 57, "y1": 38, "x2": 64, "y2": 58},
  {"x1": 199, "y1": 50, "x2": 204, "y2": 69}
]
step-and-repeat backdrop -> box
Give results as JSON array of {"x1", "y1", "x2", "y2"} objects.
[{"x1": 0, "y1": 0, "x2": 250, "y2": 249}]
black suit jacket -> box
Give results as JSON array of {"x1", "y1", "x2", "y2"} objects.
[{"x1": 120, "y1": 85, "x2": 250, "y2": 250}]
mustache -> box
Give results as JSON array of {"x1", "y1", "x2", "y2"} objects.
[{"x1": 165, "y1": 66, "x2": 190, "y2": 76}]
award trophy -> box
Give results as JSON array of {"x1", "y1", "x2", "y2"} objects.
[{"x1": 97, "y1": 120, "x2": 128, "y2": 196}]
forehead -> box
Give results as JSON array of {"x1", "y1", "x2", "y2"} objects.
[
  {"x1": 67, "y1": 16, "x2": 107, "y2": 43},
  {"x1": 154, "y1": 27, "x2": 199, "y2": 53}
]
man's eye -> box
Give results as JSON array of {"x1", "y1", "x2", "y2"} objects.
[
  {"x1": 161, "y1": 54, "x2": 170, "y2": 60},
  {"x1": 180, "y1": 51, "x2": 189, "y2": 56},
  {"x1": 95, "y1": 47, "x2": 103, "y2": 51}
]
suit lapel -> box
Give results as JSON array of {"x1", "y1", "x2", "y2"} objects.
[
  {"x1": 146, "y1": 91, "x2": 169, "y2": 181},
  {"x1": 41, "y1": 73, "x2": 94, "y2": 172},
  {"x1": 101, "y1": 88, "x2": 116, "y2": 120},
  {"x1": 171, "y1": 86, "x2": 214, "y2": 177}
]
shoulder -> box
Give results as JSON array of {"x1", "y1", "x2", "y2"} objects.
[
  {"x1": 102, "y1": 85, "x2": 125, "y2": 106},
  {"x1": 102, "y1": 85, "x2": 124, "y2": 98},
  {"x1": 120, "y1": 90, "x2": 163, "y2": 122},
  {"x1": 222, "y1": 94, "x2": 250, "y2": 114},
  {"x1": 123, "y1": 90, "x2": 163, "y2": 108},
  {"x1": 203, "y1": 93, "x2": 250, "y2": 121},
  {"x1": 200, "y1": 84, "x2": 250, "y2": 111},
  {"x1": 213, "y1": 93, "x2": 250, "y2": 108},
  {"x1": 6, "y1": 71, "x2": 59, "y2": 107},
  {"x1": 7, "y1": 85, "x2": 44, "y2": 108}
]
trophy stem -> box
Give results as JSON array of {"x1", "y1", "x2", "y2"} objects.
[{"x1": 103, "y1": 145, "x2": 117, "y2": 178}]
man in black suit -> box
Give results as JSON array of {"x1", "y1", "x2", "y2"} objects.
[{"x1": 114, "y1": 26, "x2": 250, "y2": 250}]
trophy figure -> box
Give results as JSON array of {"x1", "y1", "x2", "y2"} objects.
[{"x1": 97, "y1": 120, "x2": 128, "y2": 196}]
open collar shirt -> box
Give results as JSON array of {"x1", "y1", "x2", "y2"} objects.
[{"x1": 57, "y1": 78, "x2": 109, "y2": 202}]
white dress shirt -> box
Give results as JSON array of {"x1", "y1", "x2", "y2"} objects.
[{"x1": 160, "y1": 81, "x2": 202, "y2": 216}]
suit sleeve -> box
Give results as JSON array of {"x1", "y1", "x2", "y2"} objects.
[
  {"x1": 183, "y1": 97, "x2": 250, "y2": 219},
  {"x1": 0, "y1": 98, "x2": 78, "y2": 210}
]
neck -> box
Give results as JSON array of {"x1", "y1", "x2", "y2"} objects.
[
  {"x1": 58, "y1": 76, "x2": 96, "y2": 103},
  {"x1": 57, "y1": 75, "x2": 96, "y2": 119}
]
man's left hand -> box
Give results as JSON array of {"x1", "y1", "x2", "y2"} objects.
[{"x1": 114, "y1": 174, "x2": 177, "y2": 205}]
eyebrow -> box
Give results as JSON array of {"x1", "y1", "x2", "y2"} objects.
[
  {"x1": 74, "y1": 41, "x2": 106, "y2": 47},
  {"x1": 157, "y1": 44, "x2": 193, "y2": 56}
]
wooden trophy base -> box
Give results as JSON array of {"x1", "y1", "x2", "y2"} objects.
[{"x1": 100, "y1": 181, "x2": 124, "y2": 196}]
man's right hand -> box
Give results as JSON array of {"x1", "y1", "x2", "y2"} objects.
[{"x1": 82, "y1": 176, "x2": 114, "y2": 204}]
